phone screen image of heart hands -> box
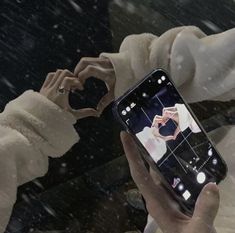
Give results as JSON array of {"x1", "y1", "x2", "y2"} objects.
[
  {"x1": 69, "y1": 77, "x2": 107, "y2": 110},
  {"x1": 118, "y1": 72, "x2": 227, "y2": 213}
]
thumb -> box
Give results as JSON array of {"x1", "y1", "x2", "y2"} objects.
[{"x1": 192, "y1": 183, "x2": 220, "y2": 229}]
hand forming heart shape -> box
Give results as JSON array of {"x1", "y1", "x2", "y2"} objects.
[
  {"x1": 74, "y1": 57, "x2": 116, "y2": 116},
  {"x1": 40, "y1": 57, "x2": 115, "y2": 120},
  {"x1": 151, "y1": 107, "x2": 181, "y2": 141}
]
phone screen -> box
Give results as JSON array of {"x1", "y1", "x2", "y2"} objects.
[{"x1": 115, "y1": 69, "x2": 227, "y2": 213}]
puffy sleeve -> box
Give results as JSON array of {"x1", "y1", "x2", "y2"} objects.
[
  {"x1": 175, "y1": 104, "x2": 201, "y2": 133},
  {"x1": 0, "y1": 90, "x2": 79, "y2": 232},
  {"x1": 101, "y1": 26, "x2": 235, "y2": 103}
]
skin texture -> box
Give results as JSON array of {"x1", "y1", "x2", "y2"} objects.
[
  {"x1": 121, "y1": 131, "x2": 219, "y2": 233},
  {"x1": 39, "y1": 69, "x2": 99, "y2": 120}
]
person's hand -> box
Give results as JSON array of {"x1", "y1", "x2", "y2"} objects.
[
  {"x1": 151, "y1": 114, "x2": 176, "y2": 141},
  {"x1": 74, "y1": 57, "x2": 116, "y2": 115},
  {"x1": 152, "y1": 115, "x2": 166, "y2": 127},
  {"x1": 40, "y1": 69, "x2": 99, "y2": 120},
  {"x1": 162, "y1": 107, "x2": 179, "y2": 123},
  {"x1": 121, "y1": 131, "x2": 219, "y2": 233}
]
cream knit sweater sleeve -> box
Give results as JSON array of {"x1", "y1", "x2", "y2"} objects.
[
  {"x1": 0, "y1": 90, "x2": 79, "y2": 232},
  {"x1": 101, "y1": 26, "x2": 235, "y2": 103}
]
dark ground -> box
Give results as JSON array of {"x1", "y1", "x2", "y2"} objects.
[{"x1": 0, "y1": 0, "x2": 235, "y2": 232}]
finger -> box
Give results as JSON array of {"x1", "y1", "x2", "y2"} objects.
[
  {"x1": 42, "y1": 72, "x2": 55, "y2": 88},
  {"x1": 120, "y1": 132, "x2": 182, "y2": 224},
  {"x1": 149, "y1": 168, "x2": 163, "y2": 186},
  {"x1": 173, "y1": 127, "x2": 181, "y2": 139},
  {"x1": 70, "y1": 108, "x2": 99, "y2": 120},
  {"x1": 74, "y1": 57, "x2": 112, "y2": 76},
  {"x1": 155, "y1": 119, "x2": 163, "y2": 124},
  {"x1": 154, "y1": 115, "x2": 163, "y2": 119},
  {"x1": 78, "y1": 65, "x2": 113, "y2": 85},
  {"x1": 163, "y1": 107, "x2": 177, "y2": 112},
  {"x1": 121, "y1": 132, "x2": 158, "y2": 199},
  {"x1": 96, "y1": 89, "x2": 115, "y2": 113},
  {"x1": 163, "y1": 110, "x2": 174, "y2": 116},
  {"x1": 48, "y1": 69, "x2": 63, "y2": 87},
  {"x1": 54, "y1": 69, "x2": 75, "y2": 89},
  {"x1": 192, "y1": 183, "x2": 220, "y2": 229},
  {"x1": 60, "y1": 77, "x2": 84, "y2": 91}
]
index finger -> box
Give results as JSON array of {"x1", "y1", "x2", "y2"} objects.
[
  {"x1": 77, "y1": 65, "x2": 112, "y2": 85},
  {"x1": 74, "y1": 57, "x2": 112, "y2": 76}
]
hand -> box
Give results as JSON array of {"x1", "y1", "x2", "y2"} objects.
[
  {"x1": 40, "y1": 69, "x2": 99, "y2": 120},
  {"x1": 152, "y1": 115, "x2": 166, "y2": 127},
  {"x1": 121, "y1": 131, "x2": 219, "y2": 233},
  {"x1": 74, "y1": 57, "x2": 116, "y2": 115}
]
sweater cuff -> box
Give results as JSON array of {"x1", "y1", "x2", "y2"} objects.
[
  {"x1": 100, "y1": 52, "x2": 135, "y2": 99},
  {"x1": 0, "y1": 90, "x2": 79, "y2": 158}
]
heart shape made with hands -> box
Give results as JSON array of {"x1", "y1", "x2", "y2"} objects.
[
  {"x1": 151, "y1": 109, "x2": 180, "y2": 141},
  {"x1": 71, "y1": 57, "x2": 116, "y2": 115},
  {"x1": 69, "y1": 77, "x2": 108, "y2": 111}
]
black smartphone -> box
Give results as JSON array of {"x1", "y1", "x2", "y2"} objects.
[{"x1": 113, "y1": 69, "x2": 227, "y2": 215}]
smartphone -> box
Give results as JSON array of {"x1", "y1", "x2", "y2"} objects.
[{"x1": 113, "y1": 69, "x2": 228, "y2": 215}]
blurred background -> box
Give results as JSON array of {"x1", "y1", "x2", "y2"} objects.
[{"x1": 0, "y1": 0, "x2": 235, "y2": 232}]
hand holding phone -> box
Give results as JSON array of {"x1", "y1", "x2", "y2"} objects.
[
  {"x1": 113, "y1": 69, "x2": 227, "y2": 215},
  {"x1": 121, "y1": 131, "x2": 219, "y2": 233}
]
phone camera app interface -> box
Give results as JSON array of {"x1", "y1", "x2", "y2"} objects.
[{"x1": 118, "y1": 71, "x2": 227, "y2": 206}]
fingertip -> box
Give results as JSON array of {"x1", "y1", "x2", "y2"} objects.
[
  {"x1": 202, "y1": 182, "x2": 220, "y2": 197},
  {"x1": 120, "y1": 131, "x2": 137, "y2": 150},
  {"x1": 120, "y1": 131, "x2": 131, "y2": 142},
  {"x1": 96, "y1": 104, "x2": 104, "y2": 113},
  {"x1": 120, "y1": 131, "x2": 128, "y2": 140},
  {"x1": 193, "y1": 182, "x2": 220, "y2": 226}
]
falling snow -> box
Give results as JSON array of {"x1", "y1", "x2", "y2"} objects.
[
  {"x1": 201, "y1": 20, "x2": 222, "y2": 32},
  {"x1": 1, "y1": 77, "x2": 14, "y2": 89},
  {"x1": 67, "y1": 0, "x2": 83, "y2": 13},
  {"x1": 43, "y1": 204, "x2": 57, "y2": 217}
]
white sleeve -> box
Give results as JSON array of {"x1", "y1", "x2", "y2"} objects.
[
  {"x1": 170, "y1": 27, "x2": 235, "y2": 102},
  {"x1": 175, "y1": 104, "x2": 201, "y2": 133},
  {"x1": 0, "y1": 90, "x2": 79, "y2": 232},
  {"x1": 101, "y1": 26, "x2": 235, "y2": 103}
]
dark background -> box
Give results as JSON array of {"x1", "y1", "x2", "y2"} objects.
[{"x1": 0, "y1": 0, "x2": 235, "y2": 232}]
